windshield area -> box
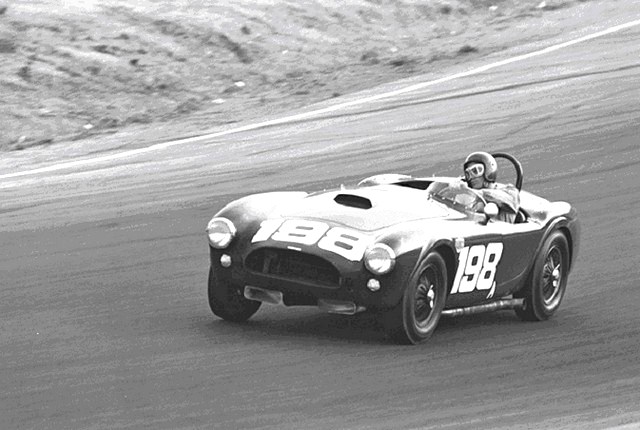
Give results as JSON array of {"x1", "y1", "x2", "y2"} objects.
[{"x1": 427, "y1": 181, "x2": 486, "y2": 214}]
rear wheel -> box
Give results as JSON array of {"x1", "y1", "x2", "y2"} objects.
[
  {"x1": 515, "y1": 231, "x2": 569, "y2": 321},
  {"x1": 208, "y1": 268, "x2": 261, "y2": 322},
  {"x1": 383, "y1": 252, "x2": 447, "y2": 344}
]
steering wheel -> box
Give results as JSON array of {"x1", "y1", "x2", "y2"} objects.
[{"x1": 492, "y1": 152, "x2": 523, "y2": 191}]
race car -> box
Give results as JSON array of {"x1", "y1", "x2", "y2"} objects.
[{"x1": 205, "y1": 153, "x2": 580, "y2": 344}]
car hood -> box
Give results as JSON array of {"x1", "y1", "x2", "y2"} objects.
[{"x1": 277, "y1": 185, "x2": 457, "y2": 232}]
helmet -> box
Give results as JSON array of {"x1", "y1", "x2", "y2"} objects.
[{"x1": 464, "y1": 151, "x2": 498, "y2": 183}]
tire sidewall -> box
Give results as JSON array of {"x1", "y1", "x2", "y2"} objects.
[
  {"x1": 401, "y1": 252, "x2": 448, "y2": 344},
  {"x1": 528, "y1": 231, "x2": 569, "y2": 320},
  {"x1": 208, "y1": 267, "x2": 261, "y2": 322}
]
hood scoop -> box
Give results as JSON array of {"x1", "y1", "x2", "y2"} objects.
[{"x1": 334, "y1": 193, "x2": 372, "y2": 209}]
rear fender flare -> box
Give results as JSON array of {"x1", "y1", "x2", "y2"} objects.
[{"x1": 518, "y1": 216, "x2": 573, "y2": 293}]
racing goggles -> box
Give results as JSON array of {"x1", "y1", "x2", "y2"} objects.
[{"x1": 464, "y1": 163, "x2": 485, "y2": 180}]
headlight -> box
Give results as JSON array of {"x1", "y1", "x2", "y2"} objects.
[
  {"x1": 364, "y1": 243, "x2": 396, "y2": 275},
  {"x1": 206, "y1": 217, "x2": 236, "y2": 249}
]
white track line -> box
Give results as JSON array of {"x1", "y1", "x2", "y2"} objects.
[{"x1": 3, "y1": 18, "x2": 640, "y2": 181}]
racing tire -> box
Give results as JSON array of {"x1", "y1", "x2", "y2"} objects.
[
  {"x1": 208, "y1": 267, "x2": 261, "y2": 322},
  {"x1": 515, "y1": 231, "x2": 569, "y2": 321},
  {"x1": 382, "y1": 252, "x2": 448, "y2": 344}
]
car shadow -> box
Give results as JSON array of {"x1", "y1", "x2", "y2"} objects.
[
  {"x1": 200, "y1": 308, "x2": 387, "y2": 346},
  {"x1": 195, "y1": 306, "x2": 529, "y2": 346}
]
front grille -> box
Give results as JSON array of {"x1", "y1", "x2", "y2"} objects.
[{"x1": 245, "y1": 248, "x2": 340, "y2": 287}]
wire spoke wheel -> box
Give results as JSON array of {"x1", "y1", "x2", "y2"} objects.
[
  {"x1": 542, "y1": 247, "x2": 563, "y2": 305},
  {"x1": 414, "y1": 269, "x2": 437, "y2": 328},
  {"x1": 383, "y1": 252, "x2": 447, "y2": 344},
  {"x1": 515, "y1": 231, "x2": 569, "y2": 321}
]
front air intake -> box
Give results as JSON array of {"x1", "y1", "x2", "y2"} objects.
[
  {"x1": 245, "y1": 248, "x2": 340, "y2": 287},
  {"x1": 334, "y1": 194, "x2": 372, "y2": 209}
]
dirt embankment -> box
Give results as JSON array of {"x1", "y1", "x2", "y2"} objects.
[{"x1": 1, "y1": 0, "x2": 586, "y2": 151}]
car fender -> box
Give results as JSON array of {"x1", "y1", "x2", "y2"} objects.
[
  {"x1": 372, "y1": 226, "x2": 457, "y2": 308},
  {"x1": 214, "y1": 191, "x2": 308, "y2": 234},
  {"x1": 514, "y1": 212, "x2": 579, "y2": 297},
  {"x1": 538, "y1": 212, "x2": 580, "y2": 273}
]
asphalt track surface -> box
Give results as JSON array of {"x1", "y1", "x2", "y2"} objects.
[{"x1": 2, "y1": 14, "x2": 640, "y2": 430}]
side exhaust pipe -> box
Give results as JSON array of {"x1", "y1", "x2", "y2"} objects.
[{"x1": 442, "y1": 298, "x2": 524, "y2": 317}]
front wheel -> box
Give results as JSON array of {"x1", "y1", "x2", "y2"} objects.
[
  {"x1": 382, "y1": 252, "x2": 448, "y2": 344},
  {"x1": 208, "y1": 268, "x2": 261, "y2": 322},
  {"x1": 515, "y1": 231, "x2": 569, "y2": 321}
]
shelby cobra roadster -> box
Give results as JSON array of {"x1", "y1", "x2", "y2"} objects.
[{"x1": 205, "y1": 153, "x2": 580, "y2": 344}]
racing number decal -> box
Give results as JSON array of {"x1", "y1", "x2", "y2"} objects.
[
  {"x1": 451, "y1": 243, "x2": 503, "y2": 298},
  {"x1": 251, "y1": 219, "x2": 369, "y2": 261},
  {"x1": 250, "y1": 219, "x2": 285, "y2": 243},
  {"x1": 272, "y1": 220, "x2": 329, "y2": 245},
  {"x1": 318, "y1": 227, "x2": 367, "y2": 261}
]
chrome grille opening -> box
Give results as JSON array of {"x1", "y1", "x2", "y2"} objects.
[{"x1": 245, "y1": 248, "x2": 340, "y2": 287}]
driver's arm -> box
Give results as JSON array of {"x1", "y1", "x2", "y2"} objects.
[{"x1": 483, "y1": 186, "x2": 520, "y2": 222}]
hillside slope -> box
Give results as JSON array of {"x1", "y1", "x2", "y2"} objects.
[{"x1": 0, "y1": 0, "x2": 605, "y2": 151}]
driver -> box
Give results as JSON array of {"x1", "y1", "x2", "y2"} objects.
[{"x1": 463, "y1": 151, "x2": 520, "y2": 223}]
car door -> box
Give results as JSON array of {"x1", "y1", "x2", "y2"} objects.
[{"x1": 446, "y1": 219, "x2": 543, "y2": 308}]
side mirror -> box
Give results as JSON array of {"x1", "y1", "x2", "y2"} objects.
[{"x1": 484, "y1": 202, "x2": 499, "y2": 219}]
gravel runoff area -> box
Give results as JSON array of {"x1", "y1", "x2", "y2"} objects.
[{"x1": 0, "y1": 0, "x2": 611, "y2": 151}]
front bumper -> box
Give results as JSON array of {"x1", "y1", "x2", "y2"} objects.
[
  {"x1": 209, "y1": 246, "x2": 420, "y2": 311},
  {"x1": 244, "y1": 285, "x2": 366, "y2": 315}
]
